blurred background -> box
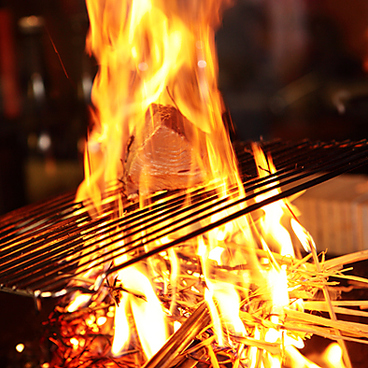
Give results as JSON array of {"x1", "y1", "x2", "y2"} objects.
[{"x1": 1, "y1": 0, "x2": 368, "y2": 215}]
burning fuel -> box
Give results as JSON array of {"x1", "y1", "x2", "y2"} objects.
[{"x1": 40, "y1": 0, "x2": 368, "y2": 367}]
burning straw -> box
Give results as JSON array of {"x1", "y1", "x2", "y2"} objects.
[
  {"x1": 41, "y1": 0, "x2": 368, "y2": 367},
  {"x1": 44, "y1": 235, "x2": 368, "y2": 368}
]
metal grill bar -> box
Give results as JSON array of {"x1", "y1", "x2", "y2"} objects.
[{"x1": 1, "y1": 140, "x2": 368, "y2": 298}]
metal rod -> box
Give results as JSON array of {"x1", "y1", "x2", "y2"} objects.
[
  {"x1": 1, "y1": 140, "x2": 368, "y2": 295},
  {"x1": 33, "y1": 148, "x2": 368, "y2": 292}
]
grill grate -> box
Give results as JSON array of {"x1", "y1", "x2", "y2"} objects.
[{"x1": 1, "y1": 139, "x2": 368, "y2": 298}]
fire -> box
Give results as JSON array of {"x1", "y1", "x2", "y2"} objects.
[
  {"x1": 75, "y1": 0, "x2": 244, "y2": 360},
  {"x1": 77, "y1": 0, "x2": 238, "y2": 206},
  {"x1": 321, "y1": 343, "x2": 345, "y2": 368},
  {"x1": 111, "y1": 266, "x2": 168, "y2": 358},
  {"x1": 49, "y1": 0, "x2": 355, "y2": 367}
]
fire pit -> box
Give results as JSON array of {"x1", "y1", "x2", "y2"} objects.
[
  {"x1": 2, "y1": 139, "x2": 368, "y2": 367},
  {"x1": 2, "y1": 0, "x2": 368, "y2": 367}
]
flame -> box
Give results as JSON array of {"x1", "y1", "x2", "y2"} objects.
[
  {"x1": 77, "y1": 0, "x2": 237, "y2": 206},
  {"x1": 75, "y1": 0, "x2": 242, "y2": 360},
  {"x1": 253, "y1": 142, "x2": 295, "y2": 257},
  {"x1": 321, "y1": 343, "x2": 346, "y2": 368},
  {"x1": 249, "y1": 144, "x2": 311, "y2": 366},
  {"x1": 62, "y1": 0, "x2": 328, "y2": 365},
  {"x1": 111, "y1": 266, "x2": 168, "y2": 358}
]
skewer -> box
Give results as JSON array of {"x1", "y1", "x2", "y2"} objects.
[{"x1": 1, "y1": 140, "x2": 368, "y2": 296}]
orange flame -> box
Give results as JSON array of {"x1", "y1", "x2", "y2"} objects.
[
  {"x1": 67, "y1": 0, "x2": 323, "y2": 365},
  {"x1": 78, "y1": 0, "x2": 238, "y2": 207},
  {"x1": 76, "y1": 0, "x2": 242, "y2": 359}
]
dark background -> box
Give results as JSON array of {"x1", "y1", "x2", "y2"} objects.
[{"x1": 1, "y1": 0, "x2": 368, "y2": 215}]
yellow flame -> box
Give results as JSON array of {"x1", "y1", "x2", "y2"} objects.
[
  {"x1": 111, "y1": 266, "x2": 168, "y2": 359},
  {"x1": 321, "y1": 343, "x2": 346, "y2": 368},
  {"x1": 68, "y1": 0, "x2": 319, "y2": 364},
  {"x1": 291, "y1": 218, "x2": 316, "y2": 253},
  {"x1": 79, "y1": 0, "x2": 237, "y2": 205},
  {"x1": 67, "y1": 293, "x2": 91, "y2": 313},
  {"x1": 70, "y1": 337, "x2": 80, "y2": 350},
  {"x1": 77, "y1": 0, "x2": 243, "y2": 359},
  {"x1": 253, "y1": 143, "x2": 295, "y2": 257},
  {"x1": 111, "y1": 295, "x2": 130, "y2": 355},
  {"x1": 96, "y1": 316, "x2": 107, "y2": 326}
]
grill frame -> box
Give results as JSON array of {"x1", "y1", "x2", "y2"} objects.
[{"x1": 1, "y1": 139, "x2": 368, "y2": 298}]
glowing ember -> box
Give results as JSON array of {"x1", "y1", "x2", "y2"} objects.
[{"x1": 15, "y1": 343, "x2": 25, "y2": 353}]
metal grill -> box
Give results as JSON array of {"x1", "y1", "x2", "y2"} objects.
[{"x1": 1, "y1": 139, "x2": 368, "y2": 298}]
